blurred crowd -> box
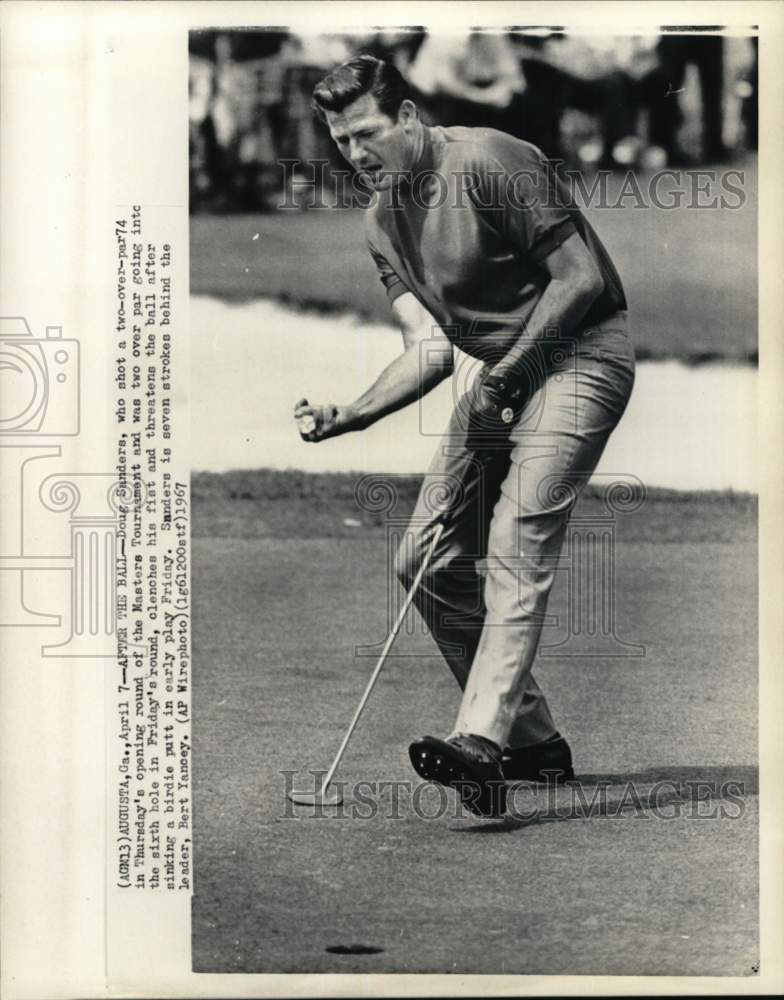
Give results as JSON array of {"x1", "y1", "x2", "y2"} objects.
[{"x1": 189, "y1": 28, "x2": 758, "y2": 212}]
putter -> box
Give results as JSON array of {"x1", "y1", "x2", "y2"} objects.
[{"x1": 288, "y1": 518, "x2": 446, "y2": 807}]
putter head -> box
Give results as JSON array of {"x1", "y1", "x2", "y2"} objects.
[{"x1": 288, "y1": 785, "x2": 343, "y2": 807}]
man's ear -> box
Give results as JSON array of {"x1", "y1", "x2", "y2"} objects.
[{"x1": 398, "y1": 99, "x2": 419, "y2": 130}]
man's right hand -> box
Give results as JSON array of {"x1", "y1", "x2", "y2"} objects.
[{"x1": 294, "y1": 398, "x2": 358, "y2": 442}]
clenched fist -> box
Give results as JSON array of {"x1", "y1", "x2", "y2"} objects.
[
  {"x1": 293, "y1": 398, "x2": 357, "y2": 442},
  {"x1": 459, "y1": 365, "x2": 527, "y2": 451}
]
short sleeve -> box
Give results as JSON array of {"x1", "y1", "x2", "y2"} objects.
[
  {"x1": 367, "y1": 240, "x2": 408, "y2": 305},
  {"x1": 479, "y1": 144, "x2": 578, "y2": 263}
]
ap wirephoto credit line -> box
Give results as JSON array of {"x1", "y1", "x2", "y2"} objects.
[{"x1": 113, "y1": 207, "x2": 192, "y2": 892}]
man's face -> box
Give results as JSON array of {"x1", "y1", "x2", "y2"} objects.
[{"x1": 325, "y1": 93, "x2": 418, "y2": 190}]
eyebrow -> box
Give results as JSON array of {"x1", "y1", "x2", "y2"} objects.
[{"x1": 331, "y1": 124, "x2": 376, "y2": 143}]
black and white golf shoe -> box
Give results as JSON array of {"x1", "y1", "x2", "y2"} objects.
[{"x1": 408, "y1": 732, "x2": 507, "y2": 817}]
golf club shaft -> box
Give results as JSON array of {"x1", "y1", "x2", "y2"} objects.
[{"x1": 321, "y1": 520, "x2": 446, "y2": 792}]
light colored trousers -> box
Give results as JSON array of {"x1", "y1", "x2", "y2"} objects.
[{"x1": 395, "y1": 312, "x2": 636, "y2": 750}]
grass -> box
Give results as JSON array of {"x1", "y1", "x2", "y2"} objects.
[
  {"x1": 191, "y1": 468, "x2": 756, "y2": 543},
  {"x1": 191, "y1": 478, "x2": 758, "y2": 974}
]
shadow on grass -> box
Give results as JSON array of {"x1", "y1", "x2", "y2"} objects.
[
  {"x1": 574, "y1": 764, "x2": 757, "y2": 790},
  {"x1": 456, "y1": 764, "x2": 758, "y2": 834}
]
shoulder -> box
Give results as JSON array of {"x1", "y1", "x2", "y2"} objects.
[{"x1": 435, "y1": 126, "x2": 548, "y2": 176}]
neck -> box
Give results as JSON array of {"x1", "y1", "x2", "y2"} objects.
[
  {"x1": 373, "y1": 123, "x2": 430, "y2": 209},
  {"x1": 407, "y1": 121, "x2": 428, "y2": 174}
]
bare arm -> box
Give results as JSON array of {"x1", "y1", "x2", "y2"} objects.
[
  {"x1": 490, "y1": 232, "x2": 604, "y2": 382},
  {"x1": 348, "y1": 293, "x2": 454, "y2": 428},
  {"x1": 473, "y1": 232, "x2": 605, "y2": 421},
  {"x1": 294, "y1": 293, "x2": 453, "y2": 441}
]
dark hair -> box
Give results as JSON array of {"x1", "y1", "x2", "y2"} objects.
[{"x1": 312, "y1": 55, "x2": 411, "y2": 122}]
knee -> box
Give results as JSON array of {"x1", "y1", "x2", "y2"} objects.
[
  {"x1": 394, "y1": 532, "x2": 448, "y2": 589},
  {"x1": 393, "y1": 542, "x2": 416, "y2": 589},
  {"x1": 525, "y1": 473, "x2": 585, "y2": 520}
]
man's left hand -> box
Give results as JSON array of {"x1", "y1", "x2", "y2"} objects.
[
  {"x1": 470, "y1": 366, "x2": 525, "y2": 430},
  {"x1": 480, "y1": 366, "x2": 527, "y2": 420},
  {"x1": 464, "y1": 365, "x2": 526, "y2": 446}
]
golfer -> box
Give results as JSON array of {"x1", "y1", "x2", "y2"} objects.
[{"x1": 294, "y1": 56, "x2": 635, "y2": 816}]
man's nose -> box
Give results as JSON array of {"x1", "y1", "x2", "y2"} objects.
[{"x1": 349, "y1": 139, "x2": 366, "y2": 164}]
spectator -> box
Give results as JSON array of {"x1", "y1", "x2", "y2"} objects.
[
  {"x1": 188, "y1": 51, "x2": 219, "y2": 210},
  {"x1": 639, "y1": 32, "x2": 727, "y2": 164},
  {"x1": 407, "y1": 30, "x2": 527, "y2": 135},
  {"x1": 283, "y1": 34, "x2": 352, "y2": 184},
  {"x1": 509, "y1": 31, "x2": 648, "y2": 166},
  {"x1": 740, "y1": 36, "x2": 758, "y2": 150},
  {"x1": 349, "y1": 28, "x2": 426, "y2": 75}
]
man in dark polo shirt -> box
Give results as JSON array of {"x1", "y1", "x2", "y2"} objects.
[{"x1": 295, "y1": 55, "x2": 636, "y2": 817}]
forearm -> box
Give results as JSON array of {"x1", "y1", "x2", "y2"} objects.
[
  {"x1": 495, "y1": 274, "x2": 600, "y2": 375},
  {"x1": 347, "y1": 339, "x2": 452, "y2": 430}
]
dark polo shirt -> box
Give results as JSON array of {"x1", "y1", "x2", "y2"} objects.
[{"x1": 365, "y1": 125, "x2": 626, "y2": 362}]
